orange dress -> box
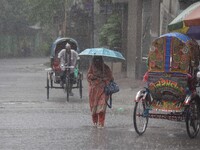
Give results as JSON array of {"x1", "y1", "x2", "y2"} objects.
[{"x1": 87, "y1": 63, "x2": 113, "y2": 126}]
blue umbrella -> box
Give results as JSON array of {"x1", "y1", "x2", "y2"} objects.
[{"x1": 79, "y1": 48, "x2": 125, "y2": 60}]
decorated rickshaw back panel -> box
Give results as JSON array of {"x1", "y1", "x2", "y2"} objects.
[
  {"x1": 147, "y1": 33, "x2": 199, "y2": 74},
  {"x1": 147, "y1": 72, "x2": 189, "y2": 111},
  {"x1": 145, "y1": 33, "x2": 200, "y2": 111},
  {"x1": 148, "y1": 72, "x2": 188, "y2": 101}
]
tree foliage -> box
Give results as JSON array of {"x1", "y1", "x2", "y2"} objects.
[
  {"x1": 26, "y1": 0, "x2": 65, "y2": 26},
  {"x1": 99, "y1": 14, "x2": 122, "y2": 49},
  {"x1": 0, "y1": 0, "x2": 29, "y2": 20},
  {"x1": 0, "y1": 0, "x2": 61, "y2": 57},
  {"x1": 0, "y1": 0, "x2": 30, "y2": 33}
]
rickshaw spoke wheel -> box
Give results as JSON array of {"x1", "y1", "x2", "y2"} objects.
[
  {"x1": 46, "y1": 72, "x2": 50, "y2": 100},
  {"x1": 79, "y1": 79, "x2": 83, "y2": 99},
  {"x1": 133, "y1": 97, "x2": 149, "y2": 135},
  {"x1": 65, "y1": 77, "x2": 70, "y2": 102},
  {"x1": 50, "y1": 77, "x2": 53, "y2": 88},
  {"x1": 186, "y1": 98, "x2": 200, "y2": 138}
]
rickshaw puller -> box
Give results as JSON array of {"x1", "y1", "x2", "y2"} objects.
[{"x1": 58, "y1": 43, "x2": 79, "y2": 96}]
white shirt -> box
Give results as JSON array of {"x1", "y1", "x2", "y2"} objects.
[{"x1": 58, "y1": 49, "x2": 80, "y2": 73}]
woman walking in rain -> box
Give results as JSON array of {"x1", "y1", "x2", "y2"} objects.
[{"x1": 87, "y1": 56, "x2": 113, "y2": 128}]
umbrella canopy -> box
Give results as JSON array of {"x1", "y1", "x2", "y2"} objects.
[
  {"x1": 79, "y1": 48, "x2": 125, "y2": 60},
  {"x1": 168, "y1": 1, "x2": 200, "y2": 39}
]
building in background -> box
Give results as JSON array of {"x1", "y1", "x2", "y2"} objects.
[
  {"x1": 126, "y1": 0, "x2": 180, "y2": 79},
  {"x1": 61, "y1": 0, "x2": 194, "y2": 79}
]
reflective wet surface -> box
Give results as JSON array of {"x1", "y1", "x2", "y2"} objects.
[{"x1": 0, "y1": 58, "x2": 200, "y2": 150}]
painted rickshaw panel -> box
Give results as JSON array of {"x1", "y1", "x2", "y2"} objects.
[
  {"x1": 148, "y1": 32, "x2": 199, "y2": 73},
  {"x1": 134, "y1": 32, "x2": 200, "y2": 138},
  {"x1": 146, "y1": 32, "x2": 200, "y2": 111}
]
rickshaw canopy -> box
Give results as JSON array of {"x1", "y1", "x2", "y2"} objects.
[
  {"x1": 148, "y1": 32, "x2": 199, "y2": 73},
  {"x1": 50, "y1": 37, "x2": 80, "y2": 57}
]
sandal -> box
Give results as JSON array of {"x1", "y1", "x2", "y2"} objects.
[{"x1": 97, "y1": 124, "x2": 104, "y2": 129}]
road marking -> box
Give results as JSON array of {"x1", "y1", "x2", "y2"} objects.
[{"x1": 1, "y1": 102, "x2": 37, "y2": 105}]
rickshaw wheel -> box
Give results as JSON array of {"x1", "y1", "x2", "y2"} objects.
[
  {"x1": 79, "y1": 79, "x2": 83, "y2": 99},
  {"x1": 50, "y1": 74, "x2": 53, "y2": 88},
  {"x1": 186, "y1": 97, "x2": 200, "y2": 138},
  {"x1": 133, "y1": 97, "x2": 149, "y2": 135},
  {"x1": 65, "y1": 77, "x2": 70, "y2": 102},
  {"x1": 46, "y1": 72, "x2": 50, "y2": 100}
]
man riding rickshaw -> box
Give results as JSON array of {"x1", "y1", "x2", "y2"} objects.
[{"x1": 46, "y1": 37, "x2": 83, "y2": 101}]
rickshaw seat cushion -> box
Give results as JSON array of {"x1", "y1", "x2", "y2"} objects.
[{"x1": 147, "y1": 72, "x2": 189, "y2": 102}]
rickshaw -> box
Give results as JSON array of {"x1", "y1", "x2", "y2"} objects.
[
  {"x1": 46, "y1": 37, "x2": 83, "y2": 101},
  {"x1": 133, "y1": 32, "x2": 200, "y2": 138}
]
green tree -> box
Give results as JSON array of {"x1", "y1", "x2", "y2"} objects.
[
  {"x1": 26, "y1": 0, "x2": 77, "y2": 36},
  {"x1": 0, "y1": 0, "x2": 30, "y2": 33},
  {"x1": 0, "y1": 0, "x2": 33, "y2": 57},
  {"x1": 26, "y1": 0, "x2": 65, "y2": 26},
  {"x1": 99, "y1": 14, "x2": 122, "y2": 49}
]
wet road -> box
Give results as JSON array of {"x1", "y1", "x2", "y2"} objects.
[{"x1": 0, "y1": 58, "x2": 200, "y2": 150}]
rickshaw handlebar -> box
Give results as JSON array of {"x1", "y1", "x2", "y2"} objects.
[{"x1": 61, "y1": 64, "x2": 74, "y2": 69}]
